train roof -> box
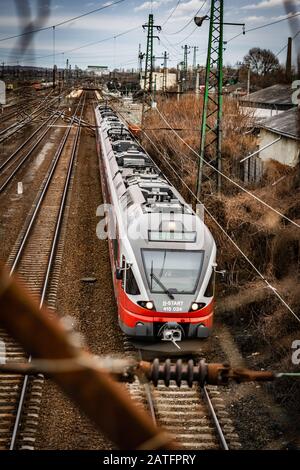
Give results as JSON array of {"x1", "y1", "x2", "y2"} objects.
[{"x1": 96, "y1": 104, "x2": 215, "y2": 250}]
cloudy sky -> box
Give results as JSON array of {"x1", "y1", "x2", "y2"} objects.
[{"x1": 0, "y1": 0, "x2": 299, "y2": 70}]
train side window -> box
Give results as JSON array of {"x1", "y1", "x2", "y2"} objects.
[
  {"x1": 204, "y1": 271, "x2": 215, "y2": 297},
  {"x1": 126, "y1": 267, "x2": 140, "y2": 295}
]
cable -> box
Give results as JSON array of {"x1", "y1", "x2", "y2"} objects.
[
  {"x1": 275, "y1": 29, "x2": 300, "y2": 57},
  {"x1": 0, "y1": 0, "x2": 127, "y2": 43},
  {"x1": 3, "y1": 26, "x2": 140, "y2": 65},
  {"x1": 161, "y1": 0, "x2": 181, "y2": 28},
  {"x1": 226, "y1": 12, "x2": 300, "y2": 44},
  {"x1": 141, "y1": 129, "x2": 300, "y2": 324},
  {"x1": 164, "y1": 1, "x2": 207, "y2": 35},
  {"x1": 155, "y1": 106, "x2": 300, "y2": 231},
  {"x1": 173, "y1": 26, "x2": 198, "y2": 47}
]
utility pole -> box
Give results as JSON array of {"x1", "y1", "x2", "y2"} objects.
[
  {"x1": 192, "y1": 46, "x2": 199, "y2": 71},
  {"x1": 142, "y1": 14, "x2": 161, "y2": 126},
  {"x1": 192, "y1": 46, "x2": 199, "y2": 89},
  {"x1": 66, "y1": 58, "x2": 69, "y2": 84},
  {"x1": 163, "y1": 51, "x2": 169, "y2": 92},
  {"x1": 197, "y1": 1, "x2": 224, "y2": 196},
  {"x1": 195, "y1": 2, "x2": 245, "y2": 196},
  {"x1": 181, "y1": 45, "x2": 191, "y2": 92},
  {"x1": 138, "y1": 44, "x2": 145, "y2": 81},
  {"x1": 142, "y1": 14, "x2": 161, "y2": 94}
]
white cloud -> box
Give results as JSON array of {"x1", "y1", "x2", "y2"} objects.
[
  {"x1": 242, "y1": 0, "x2": 300, "y2": 10},
  {"x1": 134, "y1": 0, "x2": 172, "y2": 12}
]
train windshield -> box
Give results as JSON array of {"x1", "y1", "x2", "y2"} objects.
[{"x1": 142, "y1": 249, "x2": 204, "y2": 295}]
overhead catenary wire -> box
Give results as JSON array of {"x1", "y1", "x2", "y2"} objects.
[
  {"x1": 154, "y1": 106, "x2": 300, "y2": 231},
  {"x1": 161, "y1": 0, "x2": 181, "y2": 28},
  {"x1": 164, "y1": 0, "x2": 207, "y2": 35},
  {"x1": 3, "y1": 25, "x2": 141, "y2": 65},
  {"x1": 0, "y1": 0, "x2": 128, "y2": 43},
  {"x1": 275, "y1": 29, "x2": 300, "y2": 57},
  {"x1": 141, "y1": 128, "x2": 300, "y2": 324},
  {"x1": 226, "y1": 12, "x2": 300, "y2": 44}
]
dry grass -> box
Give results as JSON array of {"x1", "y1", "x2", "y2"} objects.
[{"x1": 142, "y1": 94, "x2": 300, "y2": 404}]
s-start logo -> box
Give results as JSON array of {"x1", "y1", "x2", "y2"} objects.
[{"x1": 292, "y1": 340, "x2": 300, "y2": 365}]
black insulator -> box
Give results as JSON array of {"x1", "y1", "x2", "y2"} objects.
[
  {"x1": 187, "y1": 359, "x2": 194, "y2": 388},
  {"x1": 164, "y1": 359, "x2": 171, "y2": 387},
  {"x1": 149, "y1": 359, "x2": 207, "y2": 388},
  {"x1": 152, "y1": 358, "x2": 160, "y2": 387}
]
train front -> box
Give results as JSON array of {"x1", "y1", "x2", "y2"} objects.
[{"x1": 118, "y1": 209, "x2": 216, "y2": 342}]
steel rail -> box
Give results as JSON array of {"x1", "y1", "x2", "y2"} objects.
[
  {"x1": 202, "y1": 385, "x2": 229, "y2": 450},
  {"x1": 0, "y1": 111, "x2": 59, "y2": 172},
  {"x1": 8, "y1": 93, "x2": 85, "y2": 450},
  {"x1": 0, "y1": 113, "x2": 60, "y2": 193},
  {"x1": 0, "y1": 93, "x2": 62, "y2": 143}
]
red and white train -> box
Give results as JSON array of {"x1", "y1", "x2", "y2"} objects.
[{"x1": 95, "y1": 103, "x2": 217, "y2": 343}]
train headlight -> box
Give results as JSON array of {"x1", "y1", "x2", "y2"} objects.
[
  {"x1": 138, "y1": 301, "x2": 155, "y2": 311},
  {"x1": 190, "y1": 302, "x2": 206, "y2": 312}
]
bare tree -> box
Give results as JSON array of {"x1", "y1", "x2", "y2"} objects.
[{"x1": 244, "y1": 48, "x2": 280, "y2": 76}]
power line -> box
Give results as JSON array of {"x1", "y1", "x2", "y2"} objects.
[
  {"x1": 275, "y1": 29, "x2": 300, "y2": 57},
  {"x1": 164, "y1": 0, "x2": 207, "y2": 35},
  {"x1": 226, "y1": 12, "x2": 300, "y2": 44},
  {"x1": 0, "y1": 0, "x2": 127, "y2": 43},
  {"x1": 161, "y1": 0, "x2": 181, "y2": 28},
  {"x1": 2, "y1": 26, "x2": 140, "y2": 65},
  {"x1": 155, "y1": 105, "x2": 300, "y2": 231},
  {"x1": 141, "y1": 128, "x2": 300, "y2": 324}
]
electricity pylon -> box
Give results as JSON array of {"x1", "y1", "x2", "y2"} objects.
[
  {"x1": 196, "y1": 0, "x2": 224, "y2": 197},
  {"x1": 142, "y1": 14, "x2": 161, "y2": 94},
  {"x1": 195, "y1": 1, "x2": 245, "y2": 196},
  {"x1": 181, "y1": 45, "x2": 191, "y2": 92}
]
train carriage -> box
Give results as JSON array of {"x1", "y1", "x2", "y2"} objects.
[{"x1": 95, "y1": 103, "x2": 217, "y2": 343}]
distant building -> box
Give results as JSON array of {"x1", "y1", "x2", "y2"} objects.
[
  {"x1": 140, "y1": 72, "x2": 177, "y2": 91},
  {"x1": 239, "y1": 84, "x2": 296, "y2": 121},
  {"x1": 86, "y1": 66, "x2": 109, "y2": 77}
]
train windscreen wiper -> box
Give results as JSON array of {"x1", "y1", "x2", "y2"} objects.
[{"x1": 150, "y1": 265, "x2": 174, "y2": 300}]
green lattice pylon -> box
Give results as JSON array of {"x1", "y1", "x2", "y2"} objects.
[
  {"x1": 143, "y1": 14, "x2": 161, "y2": 94},
  {"x1": 196, "y1": 0, "x2": 224, "y2": 197}
]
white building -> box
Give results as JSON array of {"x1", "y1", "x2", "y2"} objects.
[
  {"x1": 241, "y1": 107, "x2": 300, "y2": 184},
  {"x1": 140, "y1": 72, "x2": 177, "y2": 91},
  {"x1": 259, "y1": 108, "x2": 300, "y2": 167}
]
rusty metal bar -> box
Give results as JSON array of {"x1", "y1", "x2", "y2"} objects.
[{"x1": 0, "y1": 265, "x2": 177, "y2": 450}]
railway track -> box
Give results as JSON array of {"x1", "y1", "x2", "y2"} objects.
[
  {"x1": 0, "y1": 91, "x2": 85, "y2": 450},
  {"x1": 124, "y1": 338, "x2": 241, "y2": 450},
  {"x1": 0, "y1": 111, "x2": 61, "y2": 193},
  {"x1": 118, "y1": 259, "x2": 239, "y2": 449},
  {"x1": 0, "y1": 92, "x2": 61, "y2": 144}
]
